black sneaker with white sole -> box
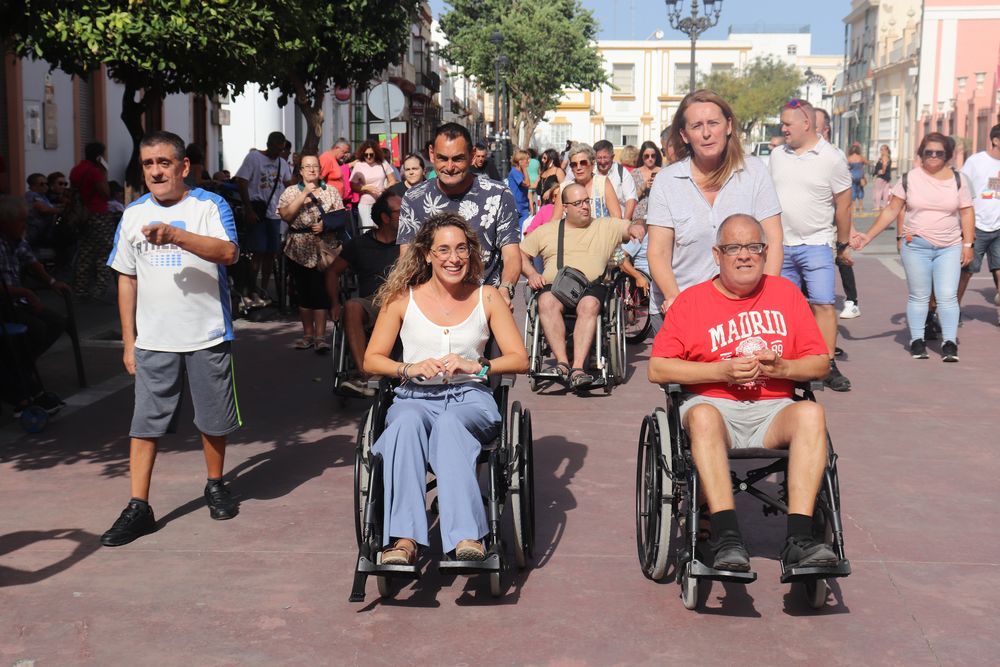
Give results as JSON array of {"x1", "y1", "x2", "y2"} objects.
[
  {"x1": 824, "y1": 361, "x2": 851, "y2": 392},
  {"x1": 101, "y1": 500, "x2": 156, "y2": 546},
  {"x1": 909, "y1": 339, "x2": 928, "y2": 359},
  {"x1": 781, "y1": 535, "x2": 838, "y2": 570},
  {"x1": 941, "y1": 340, "x2": 959, "y2": 362},
  {"x1": 205, "y1": 480, "x2": 239, "y2": 520}
]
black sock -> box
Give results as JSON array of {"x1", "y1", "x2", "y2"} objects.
[
  {"x1": 129, "y1": 497, "x2": 149, "y2": 508},
  {"x1": 709, "y1": 509, "x2": 740, "y2": 537},
  {"x1": 787, "y1": 513, "x2": 813, "y2": 540}
]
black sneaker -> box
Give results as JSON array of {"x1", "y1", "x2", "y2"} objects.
[
  {"x1": 824, "y1": 361, "x2": 851, "y2": 392},
  {"x1": 781, "y1": 535, "x2": 838, "y2": 569},
  {"x1": 910, "y1": 339, "x2": 928, "y2": 359},
  {"x1": 33, "y1": 391, "x2": 66, "y2": 414},
  {"x1": 101, "y1": 500, "x2": 156, "y2": 546},
  {"x1": 205, "y1": 480, "x2": 238, "y2": 520},
  {"x1": 709, "y1": 529, "x2": 751, "y2": 572},
  {"x1": 924, "y1": 311, "x2": 941, "y2": 341},
  {"x1": 941, "y1": 340, "x2": 959, "y2": 362}
]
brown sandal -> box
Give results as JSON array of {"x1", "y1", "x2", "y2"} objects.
[
  {"x1": 455, "y1": 539, "x2": 486, "y2": 561},
  {"x1": 381, "y1": 538, "x2": 418, "y2": 565}
]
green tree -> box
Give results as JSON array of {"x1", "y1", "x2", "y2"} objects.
[
  {"x1": 698, "y1": 56, "x2": 804, "y2": 140},
  {"x1": 439, "y1": 0, "x2": 608, "y2": 145},
  {"x1": 9, "y1": 1, "x2": 285, "y2": 187},
  {"x1": 258, "y1": 0, "x2": 421, "y2": 155}
]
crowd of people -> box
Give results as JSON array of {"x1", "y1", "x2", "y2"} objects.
[{"x1": 3, "y1": 89, "x2": 998, "y2": 574}]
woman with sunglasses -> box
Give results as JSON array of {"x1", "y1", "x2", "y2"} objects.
[
  {"x1": 362, "y1": 213, "x2": 528, "y2": 566},
  {"x1": 855, "y1": 132, "x2": 974, "y2": 361},
  {"x1": 277, "y1": 153, "x2": 346, "y2": 352},
  {"x1": 634, "y1": 140, "x2": 663, "y2": 206},
  {"x1": 646, "y1": 90, "x2": 783, "y2": 320},
  {"x1": 350, "y1": 140, "x2": 398, "y2": 230},
  {"x1": 549, "y1": 142, "x2": 622, "y2": 223}
]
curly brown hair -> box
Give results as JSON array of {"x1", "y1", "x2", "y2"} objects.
[{"x1": 374, "y1": 212, "x2": 484, "y2": 306}]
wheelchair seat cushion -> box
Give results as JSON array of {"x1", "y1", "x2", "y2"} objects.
[{"x1": 679, "y1": 394, "x2": 795, "y2": 451}]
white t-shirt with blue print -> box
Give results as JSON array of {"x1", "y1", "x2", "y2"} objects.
[{"x1": 107, "y1": 188, "x2": 238, "y2": 353}]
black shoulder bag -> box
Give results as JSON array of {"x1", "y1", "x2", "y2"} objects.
[{"x1": 549, "y1": 218, "x2": 589, "y2": 308}]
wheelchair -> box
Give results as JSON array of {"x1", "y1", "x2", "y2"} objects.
[
  {"x1": 635, "y1": 382, "x2": 851, "y2": 610},
  {"x1": 619, "y1": 268, "x2": 652, "y2": 345},
  {"x1": 523, "y1": 269, "x2": 627, "y2": 394},
  {"x1": 329, "y1": 270, "x2": 363, "y2": 401},
  {"x1": 349, "y1": 375, "x2": 536, "y2": 602}
]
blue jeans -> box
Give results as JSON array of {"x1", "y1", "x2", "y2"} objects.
[{"x1": 899, "y1": 236, "x2": 961, "y2": 343}]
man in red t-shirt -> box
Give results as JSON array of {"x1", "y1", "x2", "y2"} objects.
[
  {"x1": 649, "y1": 213, "x2": 837, "y2": 574},
  {"x1": 319, "y1": 139, "x2": 351, "y2": 202}
]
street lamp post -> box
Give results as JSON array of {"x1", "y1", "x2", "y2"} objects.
[
  {"x1": 665, "y1": 0, "x2": 723, "y2": 93},
  {"x1": 490, "y1": 30, "x2": 510, "y2": 179}
]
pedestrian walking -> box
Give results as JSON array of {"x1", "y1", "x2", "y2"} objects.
[
  {"x1": 234, "y1": 131, "x2": 294, "y2": 302},
  {"x1": 508, "y1": 149, "x2": 532, "y2": 225},
  {"x1": 646, "y1": 90, "x2": 783, "y2": 331},
  {"x1": 70, "y1": 141, "x2": 116, "y2": 300},
  {"x1": 536, "y1": 148, "x2": 566, "y2": 195},
  {"x1": 397, "y1": 123, "x2": 521, "y2": 305},
  {"x1": 769, "y1": 98, "x2": 853, "y2": 390},
  {"x1": 957, "y1": 123, "x2": 1000, "y2": 312},
  {"x1": 101, "y1": 130, "x2": 241, "y2": 547},
  {"x1": 856, "y1": 132, "x2": 975, "y2": 361},
  {"x1": 633, "y1": 140, "x2": 663, "y2": 208},
  {"x1": 847, "y1": 145, "x2": 867, "y2": 215},
  {"x1": 387, "y1": 153, "x2": 427, "y2": 199},
  {"x1": 350, "y1": 140, "x2": 398, "y2": 230},
  {"x1": 873, "y1": 145, "x2": 893, "y2": 211},
  {"x1": 277, "y1": 153, "x2": 345, "y2": 353},
  {"x1": 549, "y1": 142, "x2": 623, "y2": 222}
]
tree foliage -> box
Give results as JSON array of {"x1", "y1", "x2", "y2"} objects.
[
  {"x1": 698, "y1": 56, "x2": 804, "y2": 139},
  {"x1": 256, "y1": 0, "x2": 420, "y2": 154},
  {"x1": 439, "y1": 0, "x2": 608, "y2": 143},
  {"x1": 9, "y1": 0, "x2": 284, "y2": 187}
]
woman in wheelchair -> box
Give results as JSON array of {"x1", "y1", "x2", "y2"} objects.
[
  {"x1": 648, "y1": 214, "x2": 839, "y2": 574},
  {"x1": 362, "y1": 212, "x2": 528, "y2": 566}
]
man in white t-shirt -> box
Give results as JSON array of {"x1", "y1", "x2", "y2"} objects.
[
  {"x1": 769, "y1": 99, "x2": 853, "y2": 392},
  {"x1": 102, "y1": 131, "x2": 242, "y2": 547},
  {"x1": 235, "y1": 131, "x2": 294, "y2": 301},
  {"x1": 566, "y1": 139, "x2": 638, "y2": 220},
  {"x1": 958, "y1": 123, "x2": 1000, "y2": 309}
]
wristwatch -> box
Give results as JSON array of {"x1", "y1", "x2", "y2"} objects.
[
  {"x1": 476, "y1": 356, "x2": 491, "y2": 377},
  {"x1": 499, "y1": 282, "x2": 516, "y2": 300},
  {"x1": 836, "y1": 242, "x2": 849, "y2": 252}
]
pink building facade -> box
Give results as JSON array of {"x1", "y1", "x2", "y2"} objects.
[{"x1": 917, "y1": 1, "x2": 1000, "y2": 165}]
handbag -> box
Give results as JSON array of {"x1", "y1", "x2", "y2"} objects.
[
  {"x1": 549, "y1": 218, "x2": 589, "y2": 308},
  {"x1": 309, "y1": 192, "x2": 349, "y2": 233},
  {"x1": 315, "y1": 240, "x2": 339, "y2": 271}
]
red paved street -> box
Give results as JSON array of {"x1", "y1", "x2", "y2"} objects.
[{"x1": 2, "y1": 253, "x2": 999, "y2": 665}]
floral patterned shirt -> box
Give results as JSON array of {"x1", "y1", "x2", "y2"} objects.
[
  {"x1": 398, "y1": 175, "x2": 520, "y2": 285},
  {"x1": 277, "y1": 183, "x2": 344, "y2": 268}
]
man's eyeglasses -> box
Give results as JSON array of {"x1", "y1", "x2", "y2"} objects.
[
  {"x1": 922, "y1": 149, "x2": 946, "y2": 159},
  {"x1": 430, "y1": 244, "x2": 471, "y2": 259},
  {"x1": 565, "y1": 198, "x2": 591, "y2": 208},
  {"x1": 569, "y1": 159, "x2": 590, "y2": 169},
  {"x1": 717, "y1": 243, "x2": 766, "y2": 256}
]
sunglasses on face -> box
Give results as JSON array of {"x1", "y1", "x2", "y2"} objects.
[
  {"x1": 364, "y1": 152, "x2": 375, "y2": 158},
  {"x1": 569, "y1": 159, "x2": 590, "y2": 169},
  {"x1": 643, "y1": 153, "x2": 657, "y2": 160},
  {"x1": 922, "y1": 149, "x2": 946, "y2": 159},
  {"x1": 717, "y1": 243, "x2": 766, "y2": 256}
]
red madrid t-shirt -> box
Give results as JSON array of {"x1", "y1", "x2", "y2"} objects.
[{"x1": 651, "y1": 275, "x2": 827, "y2": 400}]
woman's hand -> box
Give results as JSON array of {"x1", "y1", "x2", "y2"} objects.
[
  {"x1": 634, "y1": 273, "x2": 649, "y2": 292},
  {"x1": 310, "y1": 221, "x2": 322, "y2": 234},
  {"x1": 853, "y1": 232, "x2": 871, "y2": 250},
  {"x1": 961, "y1": 246, "x2": 973, "y2": 267},
  {"x1": 438, "y1": 354, "x2": 481, "y2": 376},
  {"x1": 407, "y1": 358, "x2": 446, "y2": 380}
]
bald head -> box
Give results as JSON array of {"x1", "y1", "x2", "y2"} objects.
[
  {"x1": 561, "y1": 182, "x2": 586, "y2": 205},
  {"x1": 716, "y1": 214, "x2": 766, "y2": 245}
]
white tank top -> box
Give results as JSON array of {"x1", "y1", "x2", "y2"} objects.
[{"x1": 400, "y1": 286, "x2": 490, "y2": 385}]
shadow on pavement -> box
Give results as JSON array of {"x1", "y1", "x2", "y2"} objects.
[{"x1": 0, "y1": 528, "x2": 100, "y2": 587}]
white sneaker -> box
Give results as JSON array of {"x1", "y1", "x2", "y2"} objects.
[{"x1": 839, "y1": 301, "x2": 860, "y2": 319}]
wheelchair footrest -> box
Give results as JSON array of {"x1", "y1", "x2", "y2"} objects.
[
  {"x1": 780, "y1": 559, "x2": 851, "y2": 584},
  {"x1": 689, "y1": 558, "x2": 758, "y2": 584},
  {"x1": 356, "y1": 555, "x2": 421, "y2": 580},
  {"x1": 437, "y1": 552, "x2": 502, "y2": 576}
]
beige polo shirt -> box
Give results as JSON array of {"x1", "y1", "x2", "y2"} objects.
[
  {"x1": 769, "y1": 138, "x2": 852, "y2": 246},
  {"x1": 520, "y1": 217, "x2": 629, "y2": 283}
]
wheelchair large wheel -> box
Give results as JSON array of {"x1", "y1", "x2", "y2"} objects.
[
  {"x1": 510, "y1": 403, "x2": 535, "y2": 569},
  {"x1": 607, "y1": 294, "x2": 626, "y2": 389},
  {"x1": 623, "y1": 274, "x2": 652, "y2": 344},
  {"x1": 330, "y1": 321, "x2": 345, "y2": 394},
  {"x1": 635, "y1": 410, "x2": 673, "y2": 581},
  {"x1": 354, "y1": 407, "x2": 375, "y2": 548}
]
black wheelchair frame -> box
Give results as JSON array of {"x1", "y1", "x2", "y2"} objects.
[
  {"x1": 523, "y1": 271, "x2": 627, "y2": 394},
  {"x1": 349, "y1": 375, "x2": 535, "y2": 602},
  {"x1": 635, "y1": 382, "x2": 851, "y2": 610}
]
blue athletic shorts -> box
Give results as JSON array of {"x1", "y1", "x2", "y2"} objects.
[{"x1": 781, "y1": 244, "x2": 836, "y2": 305}]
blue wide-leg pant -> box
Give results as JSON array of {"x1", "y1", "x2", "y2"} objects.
[{"x1": 372, "y1": 383, "x2": 501, "y2": 553}]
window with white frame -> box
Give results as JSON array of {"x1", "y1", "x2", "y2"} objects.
[
  {"x1": 711, "y1": 63, "x2": 734, "y2": 76},
  {"x1": 612, "y1": 63, "x2": 635, "y2": 96},
  {"x1": 673, "y1": 63, "x2": 694, "y2": 95},
  {"x1": 605, "y1": 124, "x2": 639, "y2": 146},
  {"x1": 550, "y1": 123, "x2": 572, "y2": 147},
  {"x1": 787, "y1": 45, "x2": 798, "y2": 55}
]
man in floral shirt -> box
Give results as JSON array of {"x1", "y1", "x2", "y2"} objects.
[{"x1": 398, "y1": 123, "x2": 521, "y2": 305}]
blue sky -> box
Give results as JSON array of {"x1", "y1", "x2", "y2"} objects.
[{"x1": 428, "y1": 1, "x2": 850, "y2": 55}]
